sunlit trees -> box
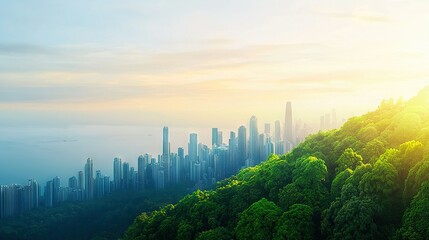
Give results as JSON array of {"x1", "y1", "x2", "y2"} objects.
[{"x1": 235, "y1": 198, "x2": 282, "y2": 240}]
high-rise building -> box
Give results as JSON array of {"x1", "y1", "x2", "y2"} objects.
[
  {"x1": 85, "y1": 158, "x2": 94, "y2": 199},
  {"x1": 237, "y1": 125, "x2": 247, "y2": 170},
  {"x1": 178, "y1": 147, "x2": 187, "y2": 181},
  {"x1": 212, "y1": 128, "x2": 218, "y2": 147},
  {"x1": 162, "y1": 127, "x2": 170, "y2": 185},
  {"x1": 264, "y1": 123, "x2": 271, "y2": 135},
  {"x1": 28, "y1": 179, "x2": 39, "y2": 210},
  {"x1": 52, "y1": 176, "x2": 61, "y2": 205},
  {"x1": 163, "y1": 127, "x2": 169, "y2": 156},
  {"x1": 274, "y1": 120, "x2": 281, "y2": 143},
  {"x1": 274, "y1": 120, "x2": 284, "y2": 155},
  {"x1": 94, "y1": 170, "x2": 104, "y2": 198},
  {"x1": 189, "y1": 133, "x2": 198, "y2": 181},
  {"x1": 284, "y1": 101, "x2": 293, "y2": 152},
  {"x1": 78, "y1": 171, "x2": 84, "y2": 190},
  {"x1": 113, "y1": 157, "x2": 122, "y2": 191},
  {"x1": 137, "y1": 155, "x2": 147, "y2": 191},
  {"x1": 123, "y1": 162, "x2": 130, "y2": 190},
  {"x1": 218, "y1": 131, "x2": 223, "y2": 146},
  {"x1": 249, "y1": 116, "x2": 260, "y2": 165},
  {"x1": 44, "y1": 181, "x2": 53, "y2": 207},
  {"x1": 68, "y1": 176, "x2": 78, "y2": 189},
  {"x1": 228, "y1": 131, "x2": 238, "y2": 175},
  {"x1": 259, "y1": 133, "x2": 266, "y2": 162}
]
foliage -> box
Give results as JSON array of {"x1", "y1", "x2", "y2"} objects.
[
  {"x1": 122, "y1": 88, "x2": 429, "y2": 240},
  {"x1": 0, "y1": 187, "x2": 188, "y2": 240}
]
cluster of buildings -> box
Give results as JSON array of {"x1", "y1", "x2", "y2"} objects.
[{"x1": 1, "y1": 102, "x2": 319, "y2": 219}]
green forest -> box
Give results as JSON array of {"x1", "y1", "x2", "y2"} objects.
[
  {"x1": 123, "y1": 87, "x2": 429, "y2": 240},
  {"x1": 0, "y1": 186, "x2": 188, "y2": 240}
]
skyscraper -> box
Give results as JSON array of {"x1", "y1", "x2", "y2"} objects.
[
  {"x1": 274, "y1": 120, "x2": 284, "y2": 155},
  {"x1": 218, "y1": 131, "x2": 223, "y2": 146},
  {"x1": 228, "y1": 131, "x2": 238, "y2": 175},
  {"x1": 52, "y1": 176, "x2": 60, "y2": 205},
  {"x1": 137, "y1": 155, "x2": 146, "y2": 191},
  {"x1": 212, "y1": 128, "x2": 218, "y2": 147},
  {"x1": 123, "y1": 162, "x2": 130, "y2": 190},
  {"x1": 284, "y1": 101, "x2": 293, "y2": 152},
  {"x1": 85, "y1": 158, "x2": 94, "y2": 199},
  {"x1": 189, "y1": 133, "x2": 198, "y2": 181},
  {"x1": 249, "y1": 116, "x2": 260, "y2": 165},
  {"x1": 237, "y1": 125, "x2": 247, "y2": 169},
  {"x1": 162, "y1": 127, "x2": 170, "y2": 184},
  {"x1": 113, "y1": 157, "x2": 122, "y2": 191},
  {"x1": 78, "y1": 171, "x2": 84, "y2": 190},
  {"x1": 264, "y1": 123, "x2": 271, "y2": 135},
  {"x1": 44, "y1": 180, "x2": 53, "y2": 207},
  {"x1": 163, "y1": 127, "x2": 169, "y2": 156}
]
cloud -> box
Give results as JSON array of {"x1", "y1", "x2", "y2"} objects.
[
  {"x1": 0, "y1": 44, "x2": 55, "y2": 55},
  {"x1": 327, "y1": 12, "x2": 391, "y2": 23}
]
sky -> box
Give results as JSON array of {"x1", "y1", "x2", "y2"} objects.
[{"x1": 1, "y1": 0, "x2": 429, "y2": 184}]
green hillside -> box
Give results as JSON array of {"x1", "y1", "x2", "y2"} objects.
[{"x1": 123, "y1": 87, "x2": 429, "y2": 240}]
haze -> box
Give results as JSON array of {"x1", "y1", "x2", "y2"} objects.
[{"x1": 1, "y1": 0, "x2": 428, "y2": 184}]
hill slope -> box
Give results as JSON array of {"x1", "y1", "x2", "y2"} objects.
[{"x1": 123, "y1": 87, "x2": 429, "y2": 240}]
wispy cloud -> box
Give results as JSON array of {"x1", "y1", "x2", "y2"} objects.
[{"x1": 327, "y1": 12, "x2": 392, "y2": 23}]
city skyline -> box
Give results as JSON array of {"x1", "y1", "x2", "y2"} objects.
[
  {"x1": 2, "y1": 101, "x2": 317, "y2": 218},
  {"x1": 0, "y1": 100, "x2": 343, "y2": 186}
]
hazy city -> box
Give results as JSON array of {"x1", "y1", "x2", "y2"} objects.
[{"x1": 1, "y1": 1, "x2": 429, "y2": 240}]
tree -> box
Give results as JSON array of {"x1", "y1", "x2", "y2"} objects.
[
  {"x1": 359, "y1": 160, "x2": 398, "y2": 199},
  {"x1": 404, "y1": 159, "x2": 429, "y2": 205},
  {"x1": 330, "y1": 169, "x2": 353, "y2": 199},
  {"x1": 279, "y1": 156, "x2": 328, "y2": 210},
  {"x1": 333, "y1": 197, "x2": 381, "y2": 240},
  {"x1": 235, "y1": 198, "x2": 282, "y2": 240},
  {"x1": 196, "y1": 227, "x2": 232, "y2": 240},
  {"x1": 273, "y1": 204, "x2": 313, "y2": 240},
  {"x1": 398, "y1": 181, "x2": 429, "y2": 239},
  {"x1": 335, "y1": 148, "x2": 363, "y2": 174}
]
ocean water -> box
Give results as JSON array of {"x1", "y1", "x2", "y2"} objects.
[{"x1": 0, "y1": 125, "x2": 214, "y2": 186}]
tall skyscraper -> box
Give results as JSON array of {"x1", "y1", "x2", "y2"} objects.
[
  {"x1": 189, "y1": 133, "x2": 198, "y2": 181},
  {"x1": 249, "y1": 116, "x2": 260, "y2": 165},
  {"x1": 28, "y1": 179, "x2": 39, "y2": 209},
  {"x1": 178, "y1": 147, "x2": 186, "y2": 181},
  {"x1": 237, "y1": 125, "x2": 247, "y2": 169},
  {"x1": 228, "y1": 131, "x2": 238, "y2": 175},
  {"x1": 52, "y1": 176, "x2": 60, "y2": 205},
  {"x1": 137, "y1": 155, "x2": 146, "y2": 191},
  {"x1": 78, "y1": 171, "x2": 84, "y2": 190},
  {"x1": 85, "y1": 158, "x2": 94, "y2": 199},
  {"x1": 113, "y1": 157, "x2": 122, "y2": 191},
  {"x1": 123, "y1": 162, "x2": 130, "y2": 190},
  {"x1": 162, "y1": 127, "x2": 170, "y2": 184},
  {"x1": 163, "y1": 127, "x2": 169, "y2": 156},
  {"x1": 274, "y1": 120, "x2": 284, "y2": 155},
  {"x1": 284, "y1": 101, "x2": 293, "y2": 152},
  {"x1": 212, "y1": 128, "x2": 218, "y2": 147},
  {"x1": 44, "y1": 180, "x2": 53, "y2": 207}
]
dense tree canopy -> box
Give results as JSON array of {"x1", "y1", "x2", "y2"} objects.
[{"x1": 123, "y1": 87, "x2": 429, "y2": 240}]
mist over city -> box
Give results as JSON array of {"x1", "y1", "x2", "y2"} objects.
[{"x1": 1, "y1": 1, "x2": 429, "y2": 240}]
